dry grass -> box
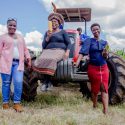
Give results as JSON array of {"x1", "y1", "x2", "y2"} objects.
[{"x1": 0, "y1": 83, "x2": 125, "y2": 125}]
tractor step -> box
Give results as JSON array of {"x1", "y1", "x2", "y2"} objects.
[{"x1": 71, "y1": 73, "x2": 88, "y2": 81}]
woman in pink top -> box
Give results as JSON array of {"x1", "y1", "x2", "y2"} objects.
[{"x1": 0, "y1": 18, "x2": 31, "y2": 112}]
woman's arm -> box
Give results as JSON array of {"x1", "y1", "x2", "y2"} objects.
[
  {"x1": 23, "y1": 37, "x2": 31, "y2": 67},
  {"x1": 76, "y1": 54, "x2": 83, "y2": 67},
  {"x1": 42, "y1": 31, "x2": 52, "y2": 49},
  {"x1": 63, "y1": 49, "x2": 70, "y2": 60},
  {"x1": 63, "y1": 31, "x2": 71, "y2": 60},
  {"x1": 76, "y1": 38, "x2": 91, "y2": 67},
  {"x1": 102, "y1": 41, "x2": 109, "y2": 59},
  {"x1": 0, "y1": 36, "x2": 4, "y2": 57},
  {"x1": 42, "y1": 32, "x2": 48, "y2": 49},
  {"x1": 63, "y1": 30, "x2": 71, "y2": 50}
]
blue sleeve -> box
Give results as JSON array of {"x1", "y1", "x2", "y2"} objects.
[
  {"x1": 79, "y1": 38, "x2": 91, "y2": 55},
  {"x1": 103, "y1": 40, "x2": 108, "y2": 47},
  {"x1": 80, "y1": 34, "x2": 90, "y2": 45},
  {"x1": 98, "y1": 40, "x2": 108, "y2": 50},
  {"x1": 105, "y1": 41, "x2": 108, "y2": 46},
  {"x1": 42, "y1": 32, "x2": 48, "y2": 49}
]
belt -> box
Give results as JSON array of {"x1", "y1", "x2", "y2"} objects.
[{"x1": 13, "y1": 58, "x2": 19, "y2": 61}]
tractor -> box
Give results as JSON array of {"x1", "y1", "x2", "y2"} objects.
[{"x1": 22, "y1": 7, "x2": 125, "y2": 105}]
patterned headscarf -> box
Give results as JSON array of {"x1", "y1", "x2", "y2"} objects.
[{"x1": 48, "y1": 12, "x2": 64, "y2": 25}]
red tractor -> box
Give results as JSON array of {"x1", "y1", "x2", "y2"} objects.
[{"x1": 22, "y1": 7, "x2": 125, "y2": 105}]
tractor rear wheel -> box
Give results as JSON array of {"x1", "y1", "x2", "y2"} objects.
[{"x1": 22, "y1": 67, "x2": 38, "y2": 101}]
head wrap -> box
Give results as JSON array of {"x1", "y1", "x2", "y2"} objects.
[{"x1": 48, "y1": 12, "x2": 64, "y2": 25}]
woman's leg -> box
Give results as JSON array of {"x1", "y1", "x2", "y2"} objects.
[
  {"x1": 1, "y1": 73, "x2": 12, "y2": 107},
  {"x1": 45, "y1": 75, "x2": 51, "y2": 84},
  {"x1": 46, "y1": 75, "x2": 53, "y2": 91},
  {"x1": 101, "y1": 92, "x2": 108, "y2": 114},
  {"x1": 41, "y1": 74, "x2": 51, "y2": 91},
  {"x1": 12, "y1": 61, "x2": 24, "y2": 112},
  {"x1": 100, "y1": 83, "x2": 108, "y2": 114},
  {"x1": 91, "y1": 92, "x2": 98, "y2": 108},
  {"x1": 41, "y1": 74, "x2": 53, "y2": 91},
  {"x1": 12, "y1": 62, "x2": 23, "y2": 103}
]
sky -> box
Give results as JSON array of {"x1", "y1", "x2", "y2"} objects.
[{"x1": 0, "y1": 0, "x2": 125, "y2": 51}]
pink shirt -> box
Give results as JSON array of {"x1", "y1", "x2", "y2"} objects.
[{"x1": 0, "y1": 33, "x2": 31, "y2": 74}]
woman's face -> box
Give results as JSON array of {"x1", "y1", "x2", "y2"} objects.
[
  {"x1": 7, "y1": 20, "x2": 17, "y2": 34},
  {"x1": 91, "y1": 25, "x2": 101, "y2": 38},
  {"x1": 51, "y1": 18, "x2": 59, "y2": 30}
]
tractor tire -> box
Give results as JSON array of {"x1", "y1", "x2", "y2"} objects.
[
  {"x1": 79, "y1": 52, "x2": 125, "y2": 104},
  {"x1": 79, "y1": 81, "x2": 91, "y2": 99},
  {"x1": 54, "y1": 58, "x2": 73, "y2": 81},
  {"x1": 22, "y1": 67, "x2": 39, "y2": 101}
]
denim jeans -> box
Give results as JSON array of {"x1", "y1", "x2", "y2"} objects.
[{"x1": 1, "y1": 60, "x2": 24, "y2": 104}]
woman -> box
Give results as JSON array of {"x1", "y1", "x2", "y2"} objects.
[
  {"x1": 34, "y1": 13, "x2": 71, "y2": 91},
  {"x1": 0, "y1": 18, "x2": 31, "y2": 112},
  {"x1": 76, "y1": 23, "x2": 109, "y2": 114}
]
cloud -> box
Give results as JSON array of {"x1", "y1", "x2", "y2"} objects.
[
  {"x1": 0, "y1": 24, "x2": 43, "y2": 51},
  {"x1": 104, "y1": 26, "x2": 125, "y2": 41},
  {"x1": 40, "y1": 0, "x2": 125, "y2": 49},
  {"x1": 106, "y1": 35, "x2": 125, "y2": 50},
  {"x1": 0, "y1": 25, "x2": 7, "y2": 35},
  {"x1": 24, "y1": 30, "x2": 43, "y2": 51},
  {"x1": 38, "y1": 0, "x2": 57, "y2": 12}
]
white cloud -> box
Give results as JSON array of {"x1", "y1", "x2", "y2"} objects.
[
  {"x1": 0, "y1": 25, "x2": 7, "y2": 35},
  {"x1": 38, "y1": 0, "x2": 56, "y2": 11},
  {"x1": 40, "y1": 0, "x2": 125, "y2": 49},
  {"x1": 24, "y1": 30, "x2": 43, "y2": 51},
  {"x1": 92, "y1": 0, "x2": 116, "y2": 8},
  {"x1": 106, "y1": 35, "x2": 125, "y2": 49}
]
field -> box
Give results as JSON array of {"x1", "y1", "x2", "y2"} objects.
[
  {"x1": 0, "y1": 82, "x2": 125, "y2": 125},
  {"x1": 115, "y1": 49, "x2": 125, "y2": 59}
]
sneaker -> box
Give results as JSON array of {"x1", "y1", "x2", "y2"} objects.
[
  {"x1": 40, "y1": 83, "x2": 47, "y2": 92},
  {"x1": 46, "y1": 82, "x2": 53, "y2": 91},
  {"x1": 13, "y1": 103, "x2": 23, "y2": 112},
  {"x1": 2, "y1": 103, "x2": 9, "y2": 110}
]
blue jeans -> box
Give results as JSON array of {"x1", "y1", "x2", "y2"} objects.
[{"x1": 1, "y1": 60, "x2": 24, "y2": 104}]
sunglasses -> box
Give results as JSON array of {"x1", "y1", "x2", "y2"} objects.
[{"x1": 7, "y1": 18, "x2": 17, "y2": 24}]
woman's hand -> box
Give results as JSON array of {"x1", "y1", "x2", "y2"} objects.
[
  {"x1": 46, "y1": 30, "x2": 52, "y2": 42},
  {"x1": 27, "y1": 58, "x2": 31, "y2": 68},
  {"x1": 102, "y1": 48, "x2": 108, "y2": 59},
  {"x1": 75, "y1": 54, "x2": 83, "y2": 67},
  {"x1": 63, "y1": 50, "x2": 70, "y2": 60}
]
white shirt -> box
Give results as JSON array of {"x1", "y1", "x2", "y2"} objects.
[{"x1": 13, "y1": 39, "x2": 19, "y2": 59}]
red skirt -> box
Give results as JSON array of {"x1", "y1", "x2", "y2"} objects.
[{"x1": 88, "y1": 64, "x2": 109, "y2": 94}]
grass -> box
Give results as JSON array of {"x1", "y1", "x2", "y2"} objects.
[
  {"x1": 0, "y1": 83, "x2": 125, "y2": 125},
  {"x1": 114, "y1": 49, "x2": 125, "y2": 59}
]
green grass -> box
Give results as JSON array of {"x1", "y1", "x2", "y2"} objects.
[
  {"x1": 0, "y1": 83, "x2": 125, "y2": 125},
  {"x1": 23, "y1": 90, "x2": 83, "y2": 109},
  {"x1": 115, "y1": 49, "x2": 125, "y2": 59}
]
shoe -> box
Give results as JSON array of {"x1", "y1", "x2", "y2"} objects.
[
  {"x1": 46, "y1": 82, "x2": 53, "y2": 91},
  {"x1": 41, "y1": 83, "x2": 47, "y2": 92},
  {"x1": 3, "y1": 103, "x2": 9, "y2": 110},
  {"x1": 13, "y1": 103, "x2": 23, "y2": 112}
]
